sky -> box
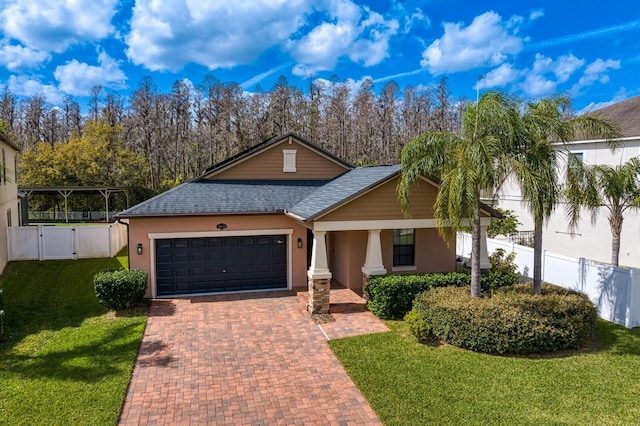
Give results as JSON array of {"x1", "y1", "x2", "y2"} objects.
[{"x1": 0, "y1": 0, "x2": 639, "y2": 113}]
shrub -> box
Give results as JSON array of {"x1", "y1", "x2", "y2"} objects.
[
  {"x1": 94, "y1": 269, "x2": 148, "y2": 311},
  {"x1": 412, "y1": 283, "x2": 596, "y2": 354},
  {"x1": 404, "y1": 309, "x2": 432, "y2": 342},
  {"x1": 367, "y1": 272, "x2": 469, "y2": 319}
]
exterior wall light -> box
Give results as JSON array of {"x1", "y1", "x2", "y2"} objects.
[
  {"x1": 136, "y1": 243, "x2": 143, "y2": 255},
  {"x1": 297, "y1": 238, "x2": 303, "y2": 249},
  {"x1": 216, "y1": 223, "x2": 227, "y2": 230}
]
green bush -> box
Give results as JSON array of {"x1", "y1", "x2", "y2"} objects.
[
  {"x1": 367, "y1": 272, "x2": 469, "y2": 319},
  {"x1": 404, "y1": 309, "x2": 432, "y2": 342},
  {"x1": 94, "y1": 269, "x2": 148, "y2": 311},
  {"x1": 412, "y1": 284, "x2": 597, "y2": 354}
]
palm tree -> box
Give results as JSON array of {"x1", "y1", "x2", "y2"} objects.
[
  {"x1": 508, "y1": 96, "x2": 621, "y2": 293},
  {"x1": 566, "y1": 157, "x2": 640, "y2": 266},
  {"x1": 399, "y1": 91, "x2": 520, "y2": 297}
]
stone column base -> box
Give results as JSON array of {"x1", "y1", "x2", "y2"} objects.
[
  {"x1": 308, "y1": 277, "x2": 331, "y2": 314},
  {"x1": 362, "y1": 273, "x2": 371, "y2": 302}
]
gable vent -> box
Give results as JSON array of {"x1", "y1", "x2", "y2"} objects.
[{"x1": 283, "y1": 149, "x2": 297, "y2": 172}]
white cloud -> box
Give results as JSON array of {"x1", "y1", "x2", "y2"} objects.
[
  {"x1": 401, "y1": 7, "x2": 429, "y2": 34},
  {"x1": 0, "y1": 44, "x2": 50, "y2": 71},
  {"x1": 7, "y1": 75, "x2": 63, "y2": 104},
  {"x1": 575, "y1": 58, "x2": 621, "y2": 89},
  {"x1": 476, "y1": 63, "x2": 520, "y2": 90},
  {"x1": 529, "y1": 9, "x2": 544, "y2": 21},
  {"x1": 520, "y1": 54, "x2": 585, "y2": 97},
  {"x1": 311, "y1": 75, "x2": 372, "y2": 98},
  {"x1": 289, "y1": 1, "x2": 399, "y2": 77},
  {"x1": 54, "y1": 52, "x2": 127, "y2": 96},
  {"x1": 578, "y1": 88, "x2": 629, "y2": 114},
  {"x1": 0, "y1": 0, "x2": 117, "y2": 52},
  {"x1": 125, "y1": 0, "x2": 309, "y2": 72},
  {"x1": 420, "y1": 11, "x2": 524, "y2": 75}
]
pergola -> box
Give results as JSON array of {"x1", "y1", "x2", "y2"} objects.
[{"x1": 19, "y1": 186, "x2": 129, "y2": 223}]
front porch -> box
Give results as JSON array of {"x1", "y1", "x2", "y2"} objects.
[{"x1": 294, "y1": 281, "x2": 389, "y2": 339}]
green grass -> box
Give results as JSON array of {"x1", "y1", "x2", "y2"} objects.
[
  {"x1": 329, "y1": 320, "x2": 640, "y2": 426},
  {"x1": 0, "y1": 250, "x2": 147, "y2": 426}
]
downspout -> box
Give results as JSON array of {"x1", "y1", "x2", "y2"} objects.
[{"x1": 116, "y1": 218, "x2": 130, "y2": 270}]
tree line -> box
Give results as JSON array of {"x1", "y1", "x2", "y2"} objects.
[{"x1": 1, "y1": 75, "x2": 464, "y2": 192}]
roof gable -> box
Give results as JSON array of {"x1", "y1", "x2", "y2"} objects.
[
  {"x1": 288, "y1": 165, "x2": 401, "y2": 221},
  {"x1": 199, "y1": 133, "x2": 352, "y2": 180}
]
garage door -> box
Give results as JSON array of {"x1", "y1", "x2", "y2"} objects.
[{"x1": 155, "y1": 235, "x2": 287, "y2": 296}]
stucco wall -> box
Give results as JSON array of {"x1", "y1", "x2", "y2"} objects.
[
  {"x1": 381, "y1": 228, "x2": 456, "y2": 273},
  {"x1": 496, "y1": 138, "x2": 640, "y2": 268},
  {"x1": 128, "y1": 214, "x2": 310, "y2": 297},
  {"x1": 329, "y1": 230, "x2": 367, "y2": 289},
  {"x1": 0, "y1": 143, "x2": 19, "y2": 273}
]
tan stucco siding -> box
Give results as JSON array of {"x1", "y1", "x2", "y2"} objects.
[
  {"x1": 381, "y1": 228, "x2": 456, "y2": 273},
  {"x1": 208, "y1": 139, "x2": 348, "y2": 180},
  {"x1": 128, "y1": 214, "x2": 309, "y2": 297},
  {"x1": 320, "y1": 177, "x2": 436, "y2": 222},
  {"x1": 329, "y1": 230, "x2": 367, "y2": 289}
]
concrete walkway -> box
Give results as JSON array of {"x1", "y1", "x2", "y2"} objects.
[{"x1": 119, "y1": 289, "x2": 386, "y2": 425}]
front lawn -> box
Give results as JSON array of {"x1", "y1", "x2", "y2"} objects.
[
  {"x1": 0, "y1": 251, "x2": 147, "y2": 425},
  {"x1": 330, "y1": 320, "x2": 640, "y2": 425}
]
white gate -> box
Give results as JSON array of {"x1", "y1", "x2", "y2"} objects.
[
  {"x1": 7, "y1": 223, "x2": 127, "y2": 261},
  {"x1": 40, "y1": 227, "x2": 75, "y2": 260}
]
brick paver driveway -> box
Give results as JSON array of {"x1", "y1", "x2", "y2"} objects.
[{"x1": 119, "y1": 291, "x2": 382, "y2": 425}]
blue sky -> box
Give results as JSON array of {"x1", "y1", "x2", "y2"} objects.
[{"x1": 0, "y1": 0, "x2": 638, "y2": 112}]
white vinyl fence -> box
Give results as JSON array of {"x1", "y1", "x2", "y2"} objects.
[
  {"x1": 7, "y1": 222, "x2": 127, "y2": 261},
  {"x1": 456, "y1": 233, "x2": 640, "y2": 329}
]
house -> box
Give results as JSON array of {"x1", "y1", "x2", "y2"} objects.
[
  {"x1": 116, "y1": 134, "x2": 494, "y2": 314},
  {"x1": 495, "y1": 95, "x2": 640, "y2": 267},
  {"x1": 0, "y1": 132, "x2": 21, "y2": 273}
]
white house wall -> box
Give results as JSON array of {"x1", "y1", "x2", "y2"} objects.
[{"x1": 495, "y1": 137, "x2": 640, "y2": 268}]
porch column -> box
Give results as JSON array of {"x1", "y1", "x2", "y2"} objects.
[
  {"x1": 361, "y1": 229, "x2": 387, "y2": 301},
  {"x1": 307, "y1": 230, "x2": 332, "y2": 315},
  {"x1": 480, "y1": 223, "x2": 492, "y2": 270}
]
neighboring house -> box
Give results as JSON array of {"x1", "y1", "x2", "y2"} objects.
[
  {"x1": 496, "y1": 95, "x2": 640, "y2": 268},
  {"x1": 117, "y1": 133, "x2": 495, "y2": 314},
  {"x1": 0, "y1": 132, "x2": 21, "y2": 273}
]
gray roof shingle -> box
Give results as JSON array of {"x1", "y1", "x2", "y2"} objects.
[
  {"x1": 288, "y1": 165, "x2": 400, "y2": 221},
  {"x1": 590, "y1": 95, "x2": 640, "y2": 138},
  {"x1": 117, "y1": 180, "x2": 328, "y2": 217}
]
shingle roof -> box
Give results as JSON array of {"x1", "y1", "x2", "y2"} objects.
[
  {"x1": 288, "y1": 165, "x2": 401, "y2": 221},
  {"x1": 589, "y1": 95, "x2": 640, "y2": 138},
  {"x1": 116, "y1": 180, "x2": 328, "y2": 217}
]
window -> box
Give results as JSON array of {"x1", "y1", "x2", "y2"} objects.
[
  {"x1": 573, "y1": 152, "x2": 584, "y2": 163},
  {"x1": 283, "y1": 149, "x2": 297, "y2": 172},
  {"x1": 393, "y1": 229, "x2": 415, "y2": 266}
]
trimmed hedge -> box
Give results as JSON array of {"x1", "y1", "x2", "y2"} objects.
[
  {"x1": 367, "y1": 272, "x2": 469, "y2": 319},
  {"x1": 410, "y1": 283, "x2": 597, "y2": 354},
  {"x1": 94, "y1": 269, "x2": 148, "y2": 311}
]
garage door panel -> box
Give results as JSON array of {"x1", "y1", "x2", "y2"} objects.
[{"x1": 156, "y1": 234, "x2": 287, "y2": 295}]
